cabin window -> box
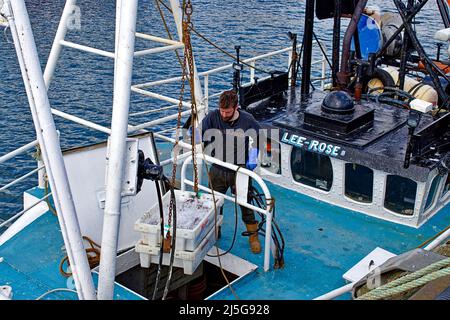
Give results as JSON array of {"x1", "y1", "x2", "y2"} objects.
[
  {"x1": 291, "y1": 147, "x2": 333, "y2": 191},
  {"x1": 425, "y1": 175, "x2": 441, "y2": 211},
  {"x1": 261, "y1": 138, "x2": 281, "y2": 174},
  {"x1": 345, "y1": 163, "x2": 373, "y2": 203},
  {"x1": 384, "y1": 175, "x2": 417, "y2": 216}
]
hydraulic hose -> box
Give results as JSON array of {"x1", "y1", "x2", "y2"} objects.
[
  {"x1": 206, "y1": 173, "x2": 239, "y2": 258},
  {"x1": 162, "y1": 176, "x2": 176, "y2": 300},
  {"x1": 337, "y1": 0, "x2": 368, "y2": 87},
  {"x1": 151, "y1": 180, "x2": 165, "y2": 300}
]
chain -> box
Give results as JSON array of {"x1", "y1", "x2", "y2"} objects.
[
  {"x1": 183, "y1": 0, "x2": 199, "y2": 194},
  {"x1": 164, "y1": 2, "x2": 190, "y2": 245},
  {"x1": 164, "y1": 0, "x2": 204, "y2": 247}
]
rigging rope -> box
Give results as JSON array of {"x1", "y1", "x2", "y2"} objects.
[
  {"x1": 312, "y1": 31, "x2": 332, "y2": 70},
  {"x1": 188, "y1": 26, "x2": 274, "y2": 75},
  {"x1": 356, "y1": 257, "x2": 450, "y2": 300},
  {"x1": 154, "y1": 0, "x2": 183, "y2": 67},
  {"x1": 153, "y1": 0, "x2": 284, "y2": 299},
  {"x1": 155, "y1": 0, "x2": 274, "y2": 76}
]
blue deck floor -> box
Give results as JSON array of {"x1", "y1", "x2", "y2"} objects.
[
  {"x1": 0, "y1": 188, "x2": 143, "y2": 300},
  {"x1": 2, "y1": 180, "x2": 449, "y2": 300},
  {"x1": 208, "y1": 181, "x2": 450, "y2": 300}
]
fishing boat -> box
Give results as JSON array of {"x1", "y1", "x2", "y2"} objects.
[{"x1": 0, "y1": 0, "x2": 450, "y2": 302}]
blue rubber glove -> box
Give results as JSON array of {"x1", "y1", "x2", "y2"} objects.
[{"x1": 246, "y1": 147, "x2": 259, "y2": 171}]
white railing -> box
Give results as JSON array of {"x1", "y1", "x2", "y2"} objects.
[
  {"x1": 180, "y1": 153, "x2": 275, "y2": 272},
  {"x1": 153, "y1": 132, "x2": 275, "y2": 272},
  {"x1": 0, "y1": 165, "x2": 44, "y2": 192},
  {"x1": 0, "y1": 41, "x2": 329, "y2": 236},
  {"x1": 0, "y1": 139, "x2": 38, "y2": 164},
  {"x1": 1, "y1": 32, "x2": 328, "y2": 249},
  {"x1": 0, "y1": 193, "x2": 51, "y2": 229},
  {"x1": 132, "y1": 41, "x2": 329, "y2": 116},
  {"x1": 15, "y1": 43, "x2": 329, "y2": 142},
  {"x1": 0, "y1": 140, "x2": 46, "y2": 230}
]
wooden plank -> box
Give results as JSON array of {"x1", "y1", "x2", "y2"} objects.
[{"x1": 408, "y1": 274, "x2": 450, "y2": 300}]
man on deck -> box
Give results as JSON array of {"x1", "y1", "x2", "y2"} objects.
[{"x1": 201, "y1": 90, "x2": 263, "y2": 254}]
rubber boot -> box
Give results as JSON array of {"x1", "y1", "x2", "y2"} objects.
[{"x1": 245, "y1": 222, "x2": 261, "y2": 254}]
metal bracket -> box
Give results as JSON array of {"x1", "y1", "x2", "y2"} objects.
[
  {"x1": 105, "y1": 138, "x2": 139, "y2": 196},
  {"x1": 96, "y1": 191, "x2": 131, "y2": 209}
]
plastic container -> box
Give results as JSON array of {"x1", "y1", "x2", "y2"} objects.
[
  {"x1": 135, "y1": 216, "x2": 223, "y2": 275},
  {"x1": 135, "y1": 190, "x2": 224, "y2": 251}
]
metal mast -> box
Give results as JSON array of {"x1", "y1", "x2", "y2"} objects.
[
  {"x1": 2, "y1": 0, "x2": 96, "y2": 300},
  {"x1": 97, "y1": 0, "x2": 139, "y2": 300}
]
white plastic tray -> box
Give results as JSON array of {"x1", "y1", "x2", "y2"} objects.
[
  {"x1": 135, "y1": 190, "x2": 224, "y2": 251},
  {"x1": 135, "y1": 216, "x2": 223, "y2": 275}
]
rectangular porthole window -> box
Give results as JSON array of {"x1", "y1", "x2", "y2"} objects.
[
  {"x1": 345, "y1": 163, "x2": 373, "y2": 203},
  {"x1": 384, "y1": 175, "x2": 417, "y2": 216},
  {"x1": 291, "y1": 147, "x2": 333, "y2": 191}
]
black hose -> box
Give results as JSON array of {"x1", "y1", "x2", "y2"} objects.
[
  {"x1": 362, "y1": 68, "x2": 395, "y2": 93},
  {"x1": 151, "y1": 181, "x2": 165, "y2": 300},
  {"x1": 162, "y1": 177, "x2": 176, "y2": 300},
  {"x1": 206, "y1": 189, "x2": 238, "y2": 258},
  {"x1": 364, "y1": 93, "x2": 410, "y2": 109},
  {"x1": 247, "y1": 186, "x2": 285, "y2": 268},
  {"x1": 365, "y1": 85, "x2": 416, "y2": 109}
]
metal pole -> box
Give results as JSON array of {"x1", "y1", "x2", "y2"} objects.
[
  {"x1": 314, "y1": 282, "x2": 355, "y2": 300},
  {"x1": 394, "y1": 0, "x2": 448, "y2": 102},
  {"x1": 301, "y1": 0, "x2": 315, "y2": 96},
  {"x1": 398, "y1": 0, "x2": 414, "y2": 91},
  {"x1": 289, "y1": 34, "x2": 298, "y2": 88},
  {"x1": 44, "y1": 0, "x2": 78, "y2": 88},
  {"x1": 97, "y1": 0, "x2": 138, "y2": 300},
  {"x1": 337, "y1": 0, "x2": 368, "y2": 87},
  {"x1": 332, "y1": 0, "x2": 341, "y2": 88},
  {"x1": 204, "y1": 74, "x2": 209, "y2": 112},
  {"x1": 4, "y1": 0, "x2": 96, "y2": 300},
  {"x1": 37, "y1": 158, "x2": 45, "y2": 188},
  {"x1": 424, "y1": 228, "x2": 450, "y2": 251},
  {"x1": 437, "y1": 0, "x2": 450, "y2": 28}
]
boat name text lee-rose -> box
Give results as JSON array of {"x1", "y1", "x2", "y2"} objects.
[{"x1": 281, "y1": 132, "x2": 344, "y2": 157}]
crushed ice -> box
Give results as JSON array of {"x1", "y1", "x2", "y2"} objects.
[{"x1": 141, "y1": 194, "x2": 215, "y2": 230}]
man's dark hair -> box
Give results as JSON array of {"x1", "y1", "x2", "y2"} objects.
[{"x1": 219, "y1": 90, "x2": 238, "y2": 109}]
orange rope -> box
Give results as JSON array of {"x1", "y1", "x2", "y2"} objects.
[{"x1": 59, "y1": 236, "x2": 101, "y2": 277}]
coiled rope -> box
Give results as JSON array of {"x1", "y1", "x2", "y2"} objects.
[{"x1": 356, "y1": 257, "x2": 450, "y2": 300}]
